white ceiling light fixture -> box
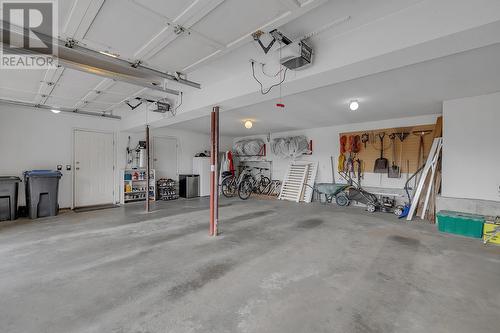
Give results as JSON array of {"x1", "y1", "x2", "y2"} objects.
[
  {"x1": 349, "y1": 100, "x2": 359, "y2": 111},
  {"x1": 51, "y1": 109, "x2": 61, "y2": 114},
  {"x1": 244, "y1": 120, "x2": 253, "y2": 129}
]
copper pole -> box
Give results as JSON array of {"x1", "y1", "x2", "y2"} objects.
[
  {"x1": 210, "y1": 106, "x2": 220, "y2": 236},
  {"x1": 214, "y1": 107, "x2": 219, "y2": 236},
  {"x1": 146, "y1": 124, "x2": 151, "y2": 213}
]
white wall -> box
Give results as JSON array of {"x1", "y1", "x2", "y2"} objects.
[
  {"x1": 442, "y1": 92, "x2": 500, "y2": 202},
  {"x1": 235, "y1": 114, "x2": 441, "y2": 190},
  {"x1": 119, "y1": 127, "x2": 234, "y2": 177},
  {"x1": 0, "y1": 105, "x2": 120, "y2": 208},
  {"x1": 0, "y1": 105, "x2": 234, "y2": 209}
]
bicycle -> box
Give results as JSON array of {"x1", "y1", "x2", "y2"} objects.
[
  {"x1": 261, "y1": 180, "x2": 282, "y2": 197},
  {"x1": 221, "y1": 167, "x2": 251, "y2": 198},
  {"x1": 238, "y1": 167, "x2": 271, "y2": 200}
]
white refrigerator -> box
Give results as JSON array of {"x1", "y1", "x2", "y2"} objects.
[{"x1": 193, "y1": 157, "x2": 211, "y2": 197}]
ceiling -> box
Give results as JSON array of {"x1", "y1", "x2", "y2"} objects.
[
  {"x1": 1, "y1": 0, "x2": 329, "y2": 115},
  {"x1": 188, "y1": 0, "x2": 424, "y2": 84},
  {"x1": 169, "y1": 42, "x2": 500, "y2": 136},
  {"x1": 0, "y1": 0, "x2": 428, "y2": 117}
]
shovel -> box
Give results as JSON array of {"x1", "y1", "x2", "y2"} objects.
[
  {"x1": 388, "y1": 133, "x2": 400, "y2": 178},
  {"x1": 374, "y1": 133, "x2": 389, "y2": 173}
]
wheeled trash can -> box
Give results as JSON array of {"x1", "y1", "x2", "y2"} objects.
[
  {"x1": 0, "y1": 176, "x2": 21, "y2": 221},
  {"x1": 24, "y1": 170, "x2": 62, "y2": 219}
]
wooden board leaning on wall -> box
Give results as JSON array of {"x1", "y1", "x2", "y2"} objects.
[{"x1": 339, "y1": 124, "x2": 436, "y2": 175}]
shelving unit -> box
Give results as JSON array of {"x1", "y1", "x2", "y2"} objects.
[
  {"x1": 121, "y1": 169, "x2": 156, "y2": 204},
  {"x1": 157, "y1": 178, "x2": 179, "y2": 201}
]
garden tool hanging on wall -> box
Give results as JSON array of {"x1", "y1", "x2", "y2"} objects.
[
  {"x1": 349, "y1": 135, "x2": 361, "y2": 154},
  {"x1": 361, "y1": 133, "x2": 369, "y2": 149},
  {"x1": 356, "y1": 158, "x2": 363, "y2": 185},
  {"x1": 373, "y1": 133, "x2": 389, "y2": 173},
  {"x1": 348, "y1": 135, "x2": 361, "y2": 182},
  {"x1": 413, "y1": 130, "x2": 432, "y2": 186},
  {"x1": 388, "y1": 133, "x2": 400, "y2": 178},
  {"x1": 396, "y1": 131, "x2": 410, "y2": 177},
  {"x1": 413, "y1": 130, "x2": 432, "y2": 168},
  {"x1": 338, "y1": 135, "x2": 347, "y2": 172}
]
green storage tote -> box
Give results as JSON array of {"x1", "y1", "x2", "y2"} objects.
[{"x1": 437, "y1": 211, "x2": 484, "y2": 238}]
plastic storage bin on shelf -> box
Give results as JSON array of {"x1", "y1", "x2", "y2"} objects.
[
  {"x1": 0, "y1": 176, "x2": 21, "y2": 221},
  {"x1": 437, "y1": 210, "x2": 484, "y2": 238},
  {"x1": 24, "y1": 170, "x2": 62, "y2": 219},
  {"x1": 121, "y1": 169, "x2": 156, "y2": 203}
]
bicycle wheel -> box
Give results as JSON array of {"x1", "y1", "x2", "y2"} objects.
[
  {"x1": 238, "y1": 179, "x2": 253, "y2": 200},
  {"x1": 221, "y1": 177, "x2": 236, "y2": 198},
  {"x1": 257, "y1": 176, "x2": 271, "y2": 194},
  {"x1": 272, "y1": 181, "x2": 282, "y2": 196}
]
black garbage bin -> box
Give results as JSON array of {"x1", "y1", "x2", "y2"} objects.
[
  {"x1": 0, "y1": 176, "x2": 21, "y2": 221},
  {"x1": 24, "y1": 170, "x2": 62, "y2": 219}
]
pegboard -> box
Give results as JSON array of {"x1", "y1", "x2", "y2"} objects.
[{"x1": 339, "y1": 124, "x2": 437, "y2": 174}]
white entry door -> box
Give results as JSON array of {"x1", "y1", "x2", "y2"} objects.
[
  {"x1": 152, "y1": 137, "x2": 178, "y2": 180},
  {"x1": 74, "y1": 130, "x2": 115, "y2": 207}
]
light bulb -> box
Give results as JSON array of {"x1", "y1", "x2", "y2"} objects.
[
  {"x1": 51, "y1": 109, "x2": 61, "y2": 114},
  {"x1": 244, "y1": 120, "x2": 253, "y2": 129},
  {"x1": 349, "y1": 100, "x2": 359, "y2": 111}
]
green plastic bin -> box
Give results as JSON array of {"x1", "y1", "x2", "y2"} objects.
[{"x1": 437, "y1": 211, "x2": 484, "y2": 238}]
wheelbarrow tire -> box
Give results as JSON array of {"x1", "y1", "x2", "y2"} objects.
[{"x1": 336, "y1": 193, "x2": 350, "y2": 207}]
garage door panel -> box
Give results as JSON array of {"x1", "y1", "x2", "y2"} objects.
[
  {"x1": 106, "y1": 82, "x2": 143, "y2": 97},
  {"x1": 134, "y1": 0, "x2": 197, "y2": 21},
  {"x1": 44, "y1": 96, "x2": 81, "y2": 108},
  {"x1": 58, "y1": 0, "x2": 77, "y2": 33},
  {"x1": 0, "y1": 70, "x2": 46, "y2": 93},
  {"x1": 50, "y1": 70, "x2": 103, "y2": 100},
  {"x1": 93, "y1": 92, "x2": 128, "y2": 105},
  {"x1": 84, "y1": 0, "x2": 165, "y2": 57},
  {"x1": 192, "y1": 0, "x2": 287, "y2": 45},
  {"x1": 80, "y1": 102, "x2": 110, "y2": 112},
  {"x1": 147, "y1": 34, "x2": 219, "y2": 72},
  {"x1": 0, "y1": 88, "x2": 38, "y2": 102}
]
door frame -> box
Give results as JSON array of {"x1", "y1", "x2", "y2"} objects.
[
  {"x1": 152, "y1": 135, "x2": 180, "y2": 180},
  {"x1": 72, "y1": 128, "x2": 117, "y2": 209}
]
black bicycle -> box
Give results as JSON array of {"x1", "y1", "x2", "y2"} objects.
[
  {"x1": 221, "y1": 167, "x2": 254, "y2": 198},
  {"x1": 238, "y1": 167, "x2": 271, "y2": 200}
]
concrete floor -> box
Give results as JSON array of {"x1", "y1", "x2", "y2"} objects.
[{"x1": 0, "y1": 198, "x2": 499, "y2": 333}]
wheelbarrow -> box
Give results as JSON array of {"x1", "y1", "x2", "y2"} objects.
[{"x1": 314, "y1": 183, "x2": 350, "y2": 204}]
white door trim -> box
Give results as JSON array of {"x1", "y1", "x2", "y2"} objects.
[{"x1": 72, "y1": 128, "x2": 117, "y2": 209}]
